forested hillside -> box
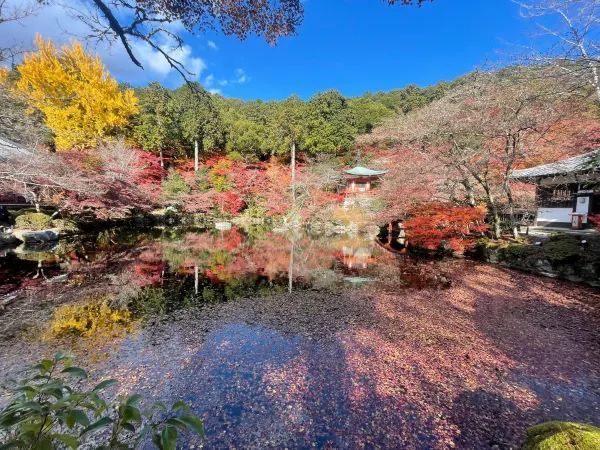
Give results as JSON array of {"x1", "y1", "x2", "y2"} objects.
[
  {"x1": 2, "y1": 36, "x2": 600, "y2": 247},
  {"x1": 360, "y1": 65, "x2": 600, "y2": 239}
]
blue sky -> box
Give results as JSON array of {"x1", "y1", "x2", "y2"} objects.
[
  {"x1": 196, "y1": 0, "x2": 535, "y2": 100},
  {"x1": 0, "y1": 0, "x2": 537, "y2": 100}
]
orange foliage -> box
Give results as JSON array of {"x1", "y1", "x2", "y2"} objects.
[{"x1": 404, "y1": 203, "x2": 489, "y2": 253}]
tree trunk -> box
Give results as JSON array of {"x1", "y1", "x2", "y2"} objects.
[
  {"x1": 461, "y1": 178, "x2": 476, "y2": 207},
  {"x1": 288, "y1": 236, "x2": 294, "y2": 293},
  {"x1": 487, "y1": 194, "x2": 502, "y2": 239},
  {"x1": 578, "y1": 42, "x2": 600, "y2": 104},
  {"x1": 159, "y1": 149, "x2": 164, "y2": 169},
  {"x1": 503, "y1": 181, "x2": 519, "y2": 239},
  {"x1": 290, "y1": 141, "x2": 296, "y2": 206},
  {"x1": 194, "y1": 139, "x2": 199, "y2": 172}
]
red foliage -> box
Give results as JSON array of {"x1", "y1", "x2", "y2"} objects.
[
  {"x1": 404, "y1": 202, "x2": 489, "y2": 253},
  {"x1": 215, "y1": 191, "x2": 245, "y2": 215},
  {"x1": 181, "y1": 191, "x2": 216, "y2": 214},
  {"x1": 60, "y1": 178, "x2": 154, "y2": 221},
  {"x1": 589, "y1": 215, "x2": 600, "y2": 231},
  {"x1": 132, "y1": 149, "x2": 165, "y2": 202}
]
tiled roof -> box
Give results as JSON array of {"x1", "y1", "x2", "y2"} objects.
[
  {"x1": 510, "y1": 149, "x2": 600, "y2": 180},
  {"x1": 345, "y1": 166, "x2": 388, "y2": 176}
]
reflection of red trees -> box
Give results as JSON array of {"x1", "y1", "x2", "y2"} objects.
[
  {"x1": 404, "y1": 203, "x2": 488, "y2": 252},
  {"x1": 221, "y1": 228, "x2": 244, "y2": 251},
  {"x1": 133, "y1": 245, "x2": 166, "y2": 286}
]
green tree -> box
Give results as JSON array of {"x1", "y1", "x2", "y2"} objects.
[
  {"x1": 218, "y1": 98, "x2": 274, "y2": 160},
  {"x1": 348, "y1": 97, "x2": 394, "y2": 134},
  {"x1": 170, "y1": 83, "x2": 223, "y2": 170},
  {"x1": 303, "y1": 90, "x2": 357, "y2": 155},
  {"x1": 133, "y1": 82, "x2": 175, "y2": 167},
  {"x1": 269, "y1": 95, "x2": 307, "y2": 157},
  {"x1": 270, "y1": 95, "x2": 308, "y2": 205}
]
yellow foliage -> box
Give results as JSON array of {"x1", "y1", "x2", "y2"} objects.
[
  {"x1": 15, "y1": 35, "x2": 138, "y2": 150},
  {"x1": 47, "y1": 297, "x2": 133, "y2": 338},
  {"x1": 0, "y1": 67, "x2": 8, "y2": 83}
]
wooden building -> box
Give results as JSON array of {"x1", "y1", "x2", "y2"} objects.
[{"x1": 511, "y1": 150, "x2": 600, "y2": 228}]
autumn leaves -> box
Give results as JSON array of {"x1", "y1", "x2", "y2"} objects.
[{"x1": 13, "y1": 36, "x2": 138, "y2": 150}]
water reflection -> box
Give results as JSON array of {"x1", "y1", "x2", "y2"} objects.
[{"x1": 0, "y1": 226, "x2": 452, "y2": 345}]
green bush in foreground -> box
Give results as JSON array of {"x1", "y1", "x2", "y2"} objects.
[
  {"x1": 0, "y1": 352, "x2": 203, "y2": 449},
  {"x1": 14, "y1": 212, "x2": 52, "y2": 230},
  {"x1": 523, "y1": 421, "x2": 600, "y2": 450}
]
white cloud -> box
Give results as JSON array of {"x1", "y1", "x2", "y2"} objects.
[
  {"x1": 207, "y1": 40, "x2": 218, "y2": 50},
  {"x1": 204, "y1": 74, "x2": 215, "y2": 85},
  {"x1": 208, "y1": 88, "x2": 221, "y2": 95},
  {"x1": 0, "y1": 0, "x2": 207, "y2": 84},
  {"x1": 234, "y1": 68, "x2": 249, "y2": 84}
]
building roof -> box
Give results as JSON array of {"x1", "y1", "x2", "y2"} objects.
[
  {"x1": 0, "y1": 136, "x2": 34, "y2": 160},
  {"x1": 345, "y1": 166, "x2": 388, "y2": 177},
  {"x1": 510, "y1": 149, "x2": 600, "y2": 180}
]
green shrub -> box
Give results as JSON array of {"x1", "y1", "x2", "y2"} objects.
[
  {"x1": 210, "y1": 174, "x2": 231, "y2": 192},
  {"x1": 14, "y1": 212, "x2": 52, "y2": 230},
  {"x1": 195, "y1": 167, "x2": 211, "y2": 192},
  {"x1": 240, "y1": 202, "x2": 268, "y2": 219},
  {"x1": 162, "y1": 169, "x2": 191, "y2": 198},
  {"x1": 0, "y1": 353, "x2": 204, "y2": 449},
  {"x1": 50, "y1": 218, "x2": 79, "y2": 233},
  {"x1": 499, "y1": 243, "x2": 543, "y2": 264},
  {"x1": 226, "y1": 151, "x2": 244, "y2": 162},
  {"x1": 543, "y1": 235, "x2": 581, "y2": 264},
  {"x1": 581, "y1": 236, "x2": 600, "y2": 265},
  {"x1": 523, "y1": 421, "x2": 600, "y2": 450}
]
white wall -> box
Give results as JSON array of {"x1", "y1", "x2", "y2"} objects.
[
  {"x1": 575, "y1": 196, "x2": 591, "y2": 223},
  {"x1": 536, "y1": 207, "x2": 573, "y2": 224}
]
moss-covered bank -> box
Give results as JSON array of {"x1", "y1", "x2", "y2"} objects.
[
  {"x1": 476, "y1": 234, "x2": 600, "y2": 287},
  {"x1": 523, "y1": 421, "x2": 600, "y2": 450}
]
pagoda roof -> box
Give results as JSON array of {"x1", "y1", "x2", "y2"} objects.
[{"x1": 345, "y1": 166, "x2": 388, "y2": 177}]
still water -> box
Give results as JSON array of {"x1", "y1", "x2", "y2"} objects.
[
  {"x1": 0, "y1": 226, "x2": 455, "y2": 446},
  {"x1": 2, "y1": 226, "x2": 596, "y2": 448}
]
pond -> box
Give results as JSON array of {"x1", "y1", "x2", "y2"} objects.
[{"x1": 1, "y1": 226, "x2": 599, "y2": 448}]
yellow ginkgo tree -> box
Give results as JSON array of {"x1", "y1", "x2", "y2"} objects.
[{"x1": 15, "y1": 35, "x2": 138, "y2": 150}]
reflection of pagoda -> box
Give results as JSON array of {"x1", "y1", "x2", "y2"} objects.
[
  {"x1": 341, "y1": 246, "x2": 374, "y2": 269},
  {"x1": 343, "y1": 166, "x2": 387, "y2": 208}
]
